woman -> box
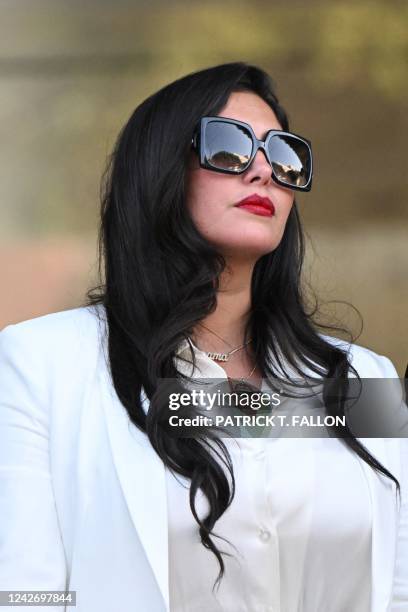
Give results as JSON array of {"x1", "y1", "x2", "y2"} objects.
[{"x1": 0, "y1": 61, "x2": 406, "y2": 611}]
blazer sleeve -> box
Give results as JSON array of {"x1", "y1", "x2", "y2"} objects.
[
  {"x1": 0, "y1": 324, "x2": 68, "y2": 611},
  {"x1": 377, "y1": 355, "x2": 408, "y2": 610}
]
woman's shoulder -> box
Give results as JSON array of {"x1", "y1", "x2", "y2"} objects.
[
  {"x1": 0, "y1": 303, "x2": 106, "y2": 367},
  {"x1": 319, "y1": 332, "x2": 399, "y2": 378}
]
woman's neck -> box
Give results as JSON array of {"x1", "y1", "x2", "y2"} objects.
[{"x1": 192, "y1": 261, "x2": 254, "y2": 350}]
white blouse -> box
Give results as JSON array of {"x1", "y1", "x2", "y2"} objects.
[{"x1": 166, "y1": 339, "x2": 372, "y2": 612}]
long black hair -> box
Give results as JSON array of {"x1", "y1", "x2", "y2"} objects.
[{"x1": 84, "y1": 61, "x2": 400, "y2": 588}]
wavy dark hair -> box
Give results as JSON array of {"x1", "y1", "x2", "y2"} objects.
[{"x1": 84, "y1": 61, "x2": 400, "y2": 589}]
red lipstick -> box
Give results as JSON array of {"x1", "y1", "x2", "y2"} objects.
[{"x1": 234, "y1": 194, "x2": 275, "y2": 217}]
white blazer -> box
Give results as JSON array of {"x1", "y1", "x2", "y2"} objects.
[{"x1": 0, "y1": 304, "x2": 407, "y2": 612}]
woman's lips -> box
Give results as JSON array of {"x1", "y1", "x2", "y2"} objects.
[
  {"x1": 234, "y1": 194, "x2": 275, "y2": 217},
  {"x1": 236, "y1": 203, "x2": 274, "y2": 217}
]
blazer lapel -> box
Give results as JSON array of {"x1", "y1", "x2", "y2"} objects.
[
  {"x1": 95, "y1": 334, "x2": 225, "y2": 612},
  {"x1": 98, "y1": 360, "x2": 170, "y2": 612},
  {"x1": 358, "y1": 437, "x2": 400, "y2": 612}
]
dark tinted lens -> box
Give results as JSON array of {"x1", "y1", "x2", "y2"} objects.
[
  {"x1": 267, "y1": 134, "x2": 311, "y2": 187},
  {"x1": 204, "y1": 121, "x2": 253, "y2": 171}
]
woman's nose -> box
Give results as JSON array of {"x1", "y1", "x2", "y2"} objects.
[{"x1": 242, "y1": 147, "x2": 273, "y2": 183}]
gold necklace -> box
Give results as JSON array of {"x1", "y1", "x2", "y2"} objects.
[
  {"x1": 196, "y1": 322, "x2": 252, "y2": 362},
  {"x1": 195, "y1": 322, "x2": 258, "y2": 389}
]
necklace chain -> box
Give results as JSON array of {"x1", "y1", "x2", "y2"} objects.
[{"x1": 194, "y1": 322, "x2": 257, "y2": 383}]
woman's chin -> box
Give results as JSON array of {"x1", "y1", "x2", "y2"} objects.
[{"x1": 218, "y1": 239, "x2": 280, "y2": 261}]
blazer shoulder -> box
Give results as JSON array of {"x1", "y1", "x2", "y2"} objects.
[
  {"x1": 319, "y1": 332, "x2": 399, "y2": 378},
  {"x1": 0, "y1": 303, "x2": 106, "y2": 367}
]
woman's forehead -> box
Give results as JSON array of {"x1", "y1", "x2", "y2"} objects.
[{"x1": 217, "y1": 91, "x2": 282, "y2": 137}]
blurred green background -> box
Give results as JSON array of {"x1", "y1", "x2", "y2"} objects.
[{"x1": 0, "y1": 0, "x2": 407, "y2": 372}]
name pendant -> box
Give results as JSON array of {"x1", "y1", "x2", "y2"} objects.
[{"x1": 207, "y1": 352, "x2": 229, "y2": 362}]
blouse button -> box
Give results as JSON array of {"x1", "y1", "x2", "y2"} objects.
[{"x1": 258, "y1": 528, "x2": 271, "y2": 542}]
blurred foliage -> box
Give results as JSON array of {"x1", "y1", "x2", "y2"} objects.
[{"x1": 0, "y1": 0, "x2": 407, "y2": 236}]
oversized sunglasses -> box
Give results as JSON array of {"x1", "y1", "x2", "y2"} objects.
[{"x1": 191, "y1": 116, "x2": 313, "y2": 192}]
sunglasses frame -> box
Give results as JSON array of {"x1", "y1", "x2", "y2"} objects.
[{"x1": 191, "y1": 116, "x2": 313, "y2": 192}]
